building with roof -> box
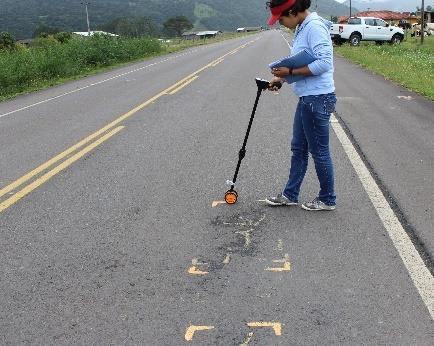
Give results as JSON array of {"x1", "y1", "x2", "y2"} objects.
[
  {"x1": 338, "y1": 11, "x2": 419, "y2": 26},
  {"x1": 16, "y1": 39, "x2": 34, "y2": 47},
  {"x1": 182, "y1": 31, "x2": 222, "y2": 39},
  {"x1": 424, "y1": 10, "x2": 434, "y2": 23},
  {"x1": 182, "y1": 31, "x2": 199, "y2": 39},
  {"x1": 197, "y1": 31, "x2": 222, "y2": 38},
  {"x1": 73, "y1": 31, "x2": 118, "y2": 37}
]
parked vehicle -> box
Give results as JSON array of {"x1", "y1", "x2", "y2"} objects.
[{"x1": 330, "y1": 17, "x2": 405, "y2": 46}]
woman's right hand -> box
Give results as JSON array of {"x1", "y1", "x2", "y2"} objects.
[{"x1": 268, "y1": 77, "x2": 284, "y2": 91}]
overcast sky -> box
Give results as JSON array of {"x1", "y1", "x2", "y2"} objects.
[
  {"x1": 334, "y1": 0, "x2": 420, "y2": 5},
  {"x1": 334, "y1": 0, "x2": 432, "y2": 12}
]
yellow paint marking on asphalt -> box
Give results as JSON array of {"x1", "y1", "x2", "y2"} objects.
[
  {"x1": 265, "y1": 254, "x2": 291, "y2": 272},
  {"x1": 185, "y1": 325, "x2": 214, "y2": 341},
  {"x1": 247, "y1": 322, "x2": 282, "y2": 336},
  {"x1": 188, "y1": 266, "x2": 209, "y2": 275},
  {"x1": 0, "y1": 77, "x2": 203, "y2": 198},
  {"x1": 212, "y1": 59, "x2": 224, "y2": 67},
  {"x1": 0, "y1": 90, "x2": 167, "y2": 199},
  {"x1": 188, "y1": 258, "x2": 209, "y2": 275},
  {"x1": 211, "y1": 58, "x2": 224, "y2": 67},
  {"x1": 168, "y1": 76, "x2": 199, "y2": 95},
  {"x1": 0, "y1": 39, "x2": 258, "y2": 209},
  {"x1": 0, "y1": 126, "x2": 119, "y2": 199},
  {"x1": 212, "y1": 200, "x2": 226, "y2": 207},
  {"x1": 0, "y1": 126, "x2": 124, "y2": 213}
]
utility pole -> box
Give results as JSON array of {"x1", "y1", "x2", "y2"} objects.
[
  {"x1": 350, "y1": 0, "x2": 352, "y2": 18},
  {"x1": 421, "y1": 0, "x2": 425, "y2": 44},
  {"x1": 81, "y1": 2, "x2": 91, "y2": 36}
]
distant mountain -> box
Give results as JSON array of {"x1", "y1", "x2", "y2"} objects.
[
  {"x1": 341, "y1": 0, "x2": 423, "y2": 12},
  {"x1": 1, "y1": 0, "x2": 352, "y2": 39}
]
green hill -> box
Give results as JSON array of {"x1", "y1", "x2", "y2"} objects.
[{"x1": 1, "y1": 0, "x2": 351, "y2": 39}]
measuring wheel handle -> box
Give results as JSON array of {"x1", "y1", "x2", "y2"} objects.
[{"x1": 225, "y1": 190, "x2": 238, "y2": 204}]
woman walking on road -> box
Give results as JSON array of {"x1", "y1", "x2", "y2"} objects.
[{"x1": 264, "y1": 0, "x2": 338, "y2": 211}]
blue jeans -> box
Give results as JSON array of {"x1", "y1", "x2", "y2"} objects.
[{"x1": 283, "y1": 93, "x2": 337, "y2": 206}]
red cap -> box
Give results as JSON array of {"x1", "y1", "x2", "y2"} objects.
[{"x1": 267, "y1": 0, "x2": 297, "y2": 25}]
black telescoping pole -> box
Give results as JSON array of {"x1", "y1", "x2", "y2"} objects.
[{"x1": 230, "y1": 87, "x2": 263, "y2": 189}]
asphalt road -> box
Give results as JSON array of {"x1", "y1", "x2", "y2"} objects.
[{"x1": 1, "y1": 31, "x2": 433, "y2": 344}]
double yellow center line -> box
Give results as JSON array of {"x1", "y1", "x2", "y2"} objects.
[
  {"x1": 0, "y1": 127, "x2": 124, "y2": 213},
  {"x1": 0, "y1": 39, "x2": 259, "y2": 213}
]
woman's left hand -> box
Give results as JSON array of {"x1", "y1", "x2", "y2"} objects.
[{"x1": 271, "y1": 67, "x2": 292, "y2": 77}]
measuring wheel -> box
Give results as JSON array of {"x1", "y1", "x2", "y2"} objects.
[{"x1": 224, "y1": 190, "x2": 238, "y2": 204}]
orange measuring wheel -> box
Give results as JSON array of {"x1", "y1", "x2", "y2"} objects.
[
  {"x1": 224, "y1": 79, "x2": 273, "y2": 206},
  {"x1": 225, "y1": 190, "x2": 238, "y2": 204}
]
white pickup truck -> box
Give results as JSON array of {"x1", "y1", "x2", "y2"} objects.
[{"x1": 330, "y1": 17, "x2": 405, "y2": 46}]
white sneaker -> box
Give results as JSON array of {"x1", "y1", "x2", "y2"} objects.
[
  {"x1": 302, "y1": 197, "x2": 336, "y2": 211},
  {"x1": 265, "y1": 193, "x2": 298, "y2": 206}
]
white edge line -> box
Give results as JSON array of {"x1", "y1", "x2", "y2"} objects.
[
  {"x1": 331, "y1": 113, "x2": 434, "y2": 320},
  {"x1": 1, "y1": 35, "x2": 258, "y2": 119},
  {"x1": 0, "y1": 49, "x2": 203, "y2": 120},
  {"x1": 1, "y1": 34, "x2": 258, "y2": 119},
  {"x1": 280, "y1": 31, "x2": 292, "y2": 49}
]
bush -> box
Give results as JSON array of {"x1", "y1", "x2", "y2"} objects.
[
  {"x1": 0, "y1": 35, "x2": 164, "y2": 98},
  {"x1": 54, "y1": 32, "x2": 72, "y2": 44},
  {"x1": 31, "y1": 36, "x2": 60, "y2": 48},
  {"x1": 0, "y1": 32, "x2": 16, "y2": 50}
]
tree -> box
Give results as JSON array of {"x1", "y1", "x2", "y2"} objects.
[
  {"x1": 427, "y1": 6, "x2": 432, "y2": 12},
  {"x1": 0, "y1": 32, "x2": 16, "y2": 50},
  {"x1": 133, "y1": 17, "x2": 159, "y2": 37},
  {"x1": 116, "y1": 19, "x2": 136, "y2": 37},
  {"x1": 163, "y1": 16, "x2": 193, "y2": 37},
  {"x1": 101, "y1": 17, "x2": 159, "y2": 37}
]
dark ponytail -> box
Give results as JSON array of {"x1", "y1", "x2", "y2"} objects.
[{"x1": 282, "y1": 0, "x2": 311, "y2": 16}]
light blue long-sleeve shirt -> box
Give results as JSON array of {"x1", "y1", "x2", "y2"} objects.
[{"x1": 291, "y1": 12, "x2": 335, "y2": 97}]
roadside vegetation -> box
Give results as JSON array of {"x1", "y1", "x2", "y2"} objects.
[
  {"x1": 334, "y1": 36, "x2": 434, "y2": 100},
  {"x1": 0, "y1": 30, "x2": 254, "y2": 102},
  {"x1": 0, "y1": 34, "x2": 163, "y2": 100}
]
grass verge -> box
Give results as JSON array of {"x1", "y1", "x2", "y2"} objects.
[
  {"x1": 0, "y1": 32, "x2": 255, "y2": 102},
  {"x1": 334, "y1": 36, "x2": 434, "y2": 100}
]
